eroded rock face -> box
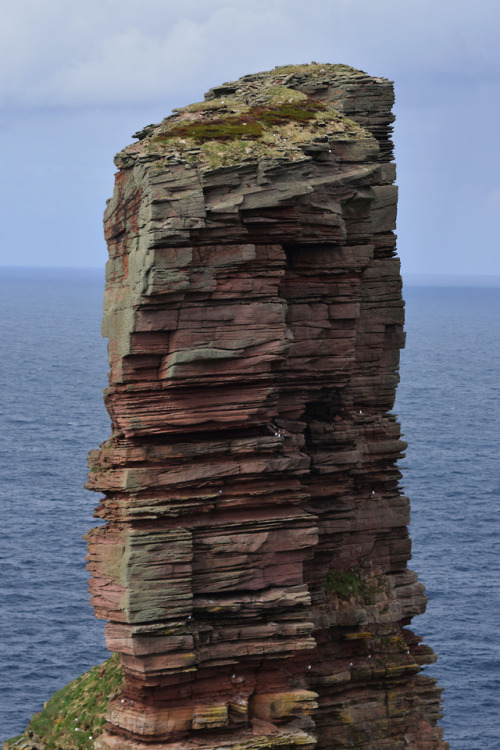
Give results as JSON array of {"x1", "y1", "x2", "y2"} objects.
[{"x1": 86, "y1": 64, "x2": 447, "y2": 750}]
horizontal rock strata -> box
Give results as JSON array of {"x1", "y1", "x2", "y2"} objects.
[{"x1": 86, "y1": 64, "x2": 447, "y2": 750}]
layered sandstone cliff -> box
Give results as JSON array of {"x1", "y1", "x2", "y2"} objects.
[{"x1": 85, "y1": 64, "x2": 447, "y2": 750}]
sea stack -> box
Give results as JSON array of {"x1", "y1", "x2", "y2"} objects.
[{"x1": 86, "y1": 64, "x2": 447, "y2": 750}]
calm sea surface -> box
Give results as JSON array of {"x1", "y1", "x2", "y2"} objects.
[{"x1": 0, "y1": 269, "x2": 498, "y2": 747}]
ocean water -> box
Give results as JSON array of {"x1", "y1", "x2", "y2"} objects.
[
  {"x1": 0, "y1": 270, "x2": 498, "y2": 747},
  {"x1": 396, "y1": 285, "x2": 500, "y2": 749},
  {"x1": 0, "y1": 268, "x2": 110, "y2": 740}
]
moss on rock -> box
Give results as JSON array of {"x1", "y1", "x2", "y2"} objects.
[{"x1": 323, "y1": 567, "x2": 387, "y2": 605}]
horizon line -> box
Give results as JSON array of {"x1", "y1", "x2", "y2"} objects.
[{"x1": 1, "y1": 265, "x2": 500, "y2": 288}]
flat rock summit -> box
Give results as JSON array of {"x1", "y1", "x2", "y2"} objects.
[{"x1": 8, "y1": 64, "x2": 448, "y2": 750}]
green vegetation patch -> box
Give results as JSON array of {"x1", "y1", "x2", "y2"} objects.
[
  {"x1": 119, "y1": 72, "x2": 375, "y2": 171},
  {"x1": 270, "y1": 62, "x2": 362, "y2": 76},
  {"x1": 323, "y1": 567, "x2": 386, "y2": 605},
  {"x1": 154, "y1": 99, "x2": 327, "y2": 144},
  {"x1": 264, "y1": 86, "x2": 309, "y2": 105},
  {"x1": 4, "y1": 654, "x2": 123, "y2": 750}
]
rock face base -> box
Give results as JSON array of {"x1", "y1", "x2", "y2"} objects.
[{"x1": 86, "y1": 64, "x2": 447, "y2": 750}]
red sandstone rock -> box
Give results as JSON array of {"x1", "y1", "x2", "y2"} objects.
[{"x1": 86, "y1": 63, "x2": 447, "y2": 750}]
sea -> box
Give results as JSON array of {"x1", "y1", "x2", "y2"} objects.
[{"x1": 0, "y1": 267, "x2": 498, "y2": 748}]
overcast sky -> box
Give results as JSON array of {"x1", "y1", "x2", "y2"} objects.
[{"x1": 1, "y1": 0, "x2": 499, "y2": 277}]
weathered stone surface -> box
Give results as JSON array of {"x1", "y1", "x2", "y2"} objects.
[{"x1": 87, "y1": 64, "x2": 447, "y2": 750}]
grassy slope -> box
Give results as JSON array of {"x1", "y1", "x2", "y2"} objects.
[{"x1": 3, "y1": 655, "x2": 123, "y2": 750}]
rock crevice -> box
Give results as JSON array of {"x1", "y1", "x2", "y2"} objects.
[{"x1": 86, "y1": 64, "x2": 447, "y2": 750}]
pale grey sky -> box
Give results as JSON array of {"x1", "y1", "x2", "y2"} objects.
[{"x1": 1, "y1": 0, "x2": 499, "y2": 276}]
